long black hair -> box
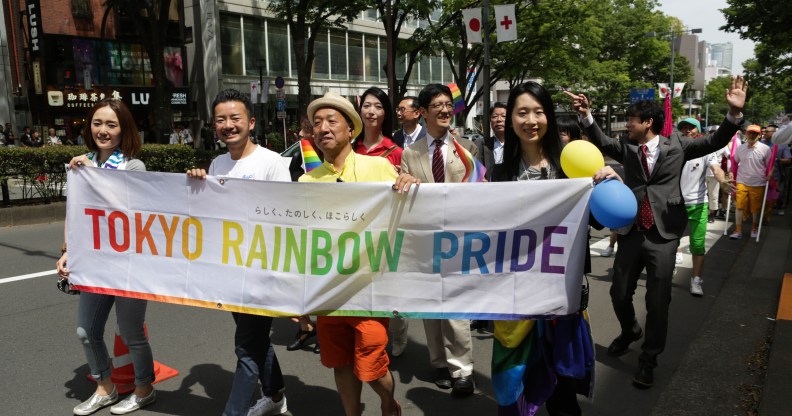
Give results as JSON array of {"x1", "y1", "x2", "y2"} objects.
[
  {"x1": 496, "y1": 81, "x2": 565, "y2": 181},
  {"x1": 357, "y1": 87, "x2": 394, "y2": 141}
]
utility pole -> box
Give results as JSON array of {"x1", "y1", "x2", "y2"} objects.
[{"x1": 482, "y1": 0, "x2": 490, "y2": 140}]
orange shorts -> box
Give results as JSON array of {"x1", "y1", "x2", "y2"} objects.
[
  {"x1": 735, "y1": 183, "x2": 764, "y2": 214},
  {"x1": 317, "y1": 316, "x2": 390, "y2": 382}
]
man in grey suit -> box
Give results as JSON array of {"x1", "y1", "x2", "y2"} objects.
[
  {"x1": 401, "y1": 83, "x2": 478, "y2": 397},
  {"x1": 565, "y1": 76, "x2": 747, "y2": 389}
]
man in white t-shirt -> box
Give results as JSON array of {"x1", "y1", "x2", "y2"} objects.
[
  {"x1": 677, "y1": 118, "x2": 733, "y2": 296},
  {"x1": 187, "y1": 89, "x2": 290, "y2": 416},
  {"x1": 730, "y1": 124, "x2": 772, "y2": 240}
]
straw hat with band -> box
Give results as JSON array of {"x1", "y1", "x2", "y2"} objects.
[{"x1": 307, "y1": 92, "x2": 363, "y2": 139}]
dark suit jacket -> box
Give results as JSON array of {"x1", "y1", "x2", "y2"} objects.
[
  {"x1": 392, "y1": 126, "x2": 426, "y2": 149},
  {"x1": 476, "y1": 136, "x2": 497, "y2": 181},
  {"x1": 585, "y1": 118, "x2": 740, "y2": 240}
]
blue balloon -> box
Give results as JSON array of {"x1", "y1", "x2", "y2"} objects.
[{"x1": 590, "y1": 179, "x2": 638, "y2": 228}]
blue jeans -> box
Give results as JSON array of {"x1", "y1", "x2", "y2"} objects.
[
  {"x1": 76, "y1": 292, "x2": 154, "y2": 386},
  {"x1": 223, "y1": 312, "x2": 285, "y2": 416}
]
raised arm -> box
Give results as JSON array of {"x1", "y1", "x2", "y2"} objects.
[{"x1": 564, "y1": 91, "x2": 624, "y2": 162}]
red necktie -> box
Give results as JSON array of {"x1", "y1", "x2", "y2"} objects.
[
  {"x1": 638, "y1": 144, "x2": 654, "y2": 230},
  {"x1": 432, "y1": 139, "x2": 445, "y2": 183}
]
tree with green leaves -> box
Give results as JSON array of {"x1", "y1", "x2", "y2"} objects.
[
  {"x1": 267, "y1": 0, "x2": 368, "y2": 117},
  {"x1": 722, "y1": 0, "x2": 792, "y2": 111},
  {"x1": 369, "y1": 0, "x2": 437, "y2": 109},
  {"x1": 551, "y1": 0, "x2": 692, "y2": 135},
  {"x1": 427, "y1": 0, "x2": 590, "y2": 126}
]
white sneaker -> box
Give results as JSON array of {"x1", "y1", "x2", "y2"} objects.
[
  {"x1": 750, "y1": 229, "x2": 758, "y2": 239},
  {"x1": 690, "y1": 276, "x2": 703, "y2": 297},
  {"x1": 779, "y1": 210, "x2": 785, "y2": 216},
  {"x1": 675, "y1": 252, "x2": 683, "y2": 264},
  {"x1": 248, "y1": 395, "x2": 287, "y2": 416},
  {"x1": 729, "y1": 231, "x2": 742, "y2": 240},
  {"x1": 602, "y1": 246, "x2": 614, "y2": 257}
]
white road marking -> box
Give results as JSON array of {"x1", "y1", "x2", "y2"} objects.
[{"x1": 0, "y1": 270, "x2": 57, "y2": 284}]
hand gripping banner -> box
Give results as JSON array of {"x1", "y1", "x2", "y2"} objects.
[{"x1": 66, "y1": 168, "x2": 593, "y2": 319}]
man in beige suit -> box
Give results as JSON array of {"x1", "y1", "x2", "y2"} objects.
[{"x1": 400, "y1": 83, "x2": 478, "y2": 396}]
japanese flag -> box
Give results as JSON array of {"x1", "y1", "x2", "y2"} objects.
[
  {"x1": 494, "y1": 4, "x2": 517, "y2": 43},
  {"x1": 462, "y1": 8, "x2": 482, "y2": 44},
  {"x1": 658, "y1": 83, "x2": 669, "y2": 98}
]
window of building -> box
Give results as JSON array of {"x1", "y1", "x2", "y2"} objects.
[
  {"x1": 244, "y1": 17, "x2": 267, "y2": 76},
  {"x1": 313, "y1": 30, "x2": 330, "y2": 80},
  {"x1": 431, "y1": 55, "x2": 442, "y2": 83},
  {"x1": 364, "y1": 36, "x2": 379, "y2": 82},
  {"x1": 348, "y1": 33, "x2": 364, "y2": 81},
  {"x1": 443, "y1": 57, "x2": 454, "y2": 83},
  {"x1": 379, "y1": 42, "x2": 387, "y2": 82},
  {"x1": 419, "y1": 55, "x2": 430, "y2": 84},
  {"x1": 268, "y1": 21, "x2": 291, "y2": 77},
  {"x1": 330, "y1": 30, "x2": 347, "y2": 80},
  {"x1": 220, "y1": 14, "x2": 243, "y2": 76},
  {"x1": 395, "y1": 53, "x2": 406, "y2": 83},
  {"x1": 365, "y1": 9, "x2": 378, "y2": 21}
]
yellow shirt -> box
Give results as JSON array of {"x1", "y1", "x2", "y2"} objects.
[{"x1": 298, "y1": 151, "x2": 397, "y2": 183}]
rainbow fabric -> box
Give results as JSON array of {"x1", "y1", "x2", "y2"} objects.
[
  {"x1": 447, "y1": 82, "x2": 465, "y2": 115},
  {"x1": 452, "y1": 138, "x2": 487, "y2": 182},
  {"x1": 492, "y1": 313, "x2": 595, "y2": 415},
  {"x1": 300, "y1": 139, "x2": 322, "y2": 172}
]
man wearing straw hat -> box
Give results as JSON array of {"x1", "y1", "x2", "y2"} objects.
[{"x1": 299, "y1": 91, "x2": 419, "y2": 416}]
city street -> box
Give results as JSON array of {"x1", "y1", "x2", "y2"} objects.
[{"x1": 0, "y1": 217, "x2": 765, "y2": 415}]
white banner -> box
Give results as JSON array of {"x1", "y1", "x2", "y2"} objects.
[
  {"x1": 494, "y1": 4, "x2": 517, "y2": 43},
  {"x1": 66, "y1": 168, "x2": 593, "y2": 319},
  {"x1": 462, "y1": 8, "x2": 483, "y2": 44}
]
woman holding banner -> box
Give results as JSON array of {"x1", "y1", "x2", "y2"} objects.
[
  {"x1": 491, "y1": 82, "x2": 605, "y2": 416},
  {"x1": 56, "y1": 99, "x2": 156, "y2": 415}
]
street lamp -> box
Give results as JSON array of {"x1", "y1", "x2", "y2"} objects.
[
  {"x1": 256, "y1": 58, "x2": 267, "y2": 143},
  {"x1": 646, "y1": 28, "x2": 702, "y2": 100}
]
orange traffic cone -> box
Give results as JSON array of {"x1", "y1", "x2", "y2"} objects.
[{"x1": 88, "y1": 323, "x2": 179, "y2": 393}]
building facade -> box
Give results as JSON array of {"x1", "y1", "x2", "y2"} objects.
[
  {"x1": 2, "y1": 0, "x2": 190, "y2": 143},
  {"x1": 185, "y1": 0, "x2": 460, "y2": 134}
]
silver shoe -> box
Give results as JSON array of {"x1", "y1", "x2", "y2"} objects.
[
  {"x1": 110, "y1": 390, "x2": 156, "y2": 415},
  {"x1": 73, "y1": 388, "x2": 119, "y2": 415}
]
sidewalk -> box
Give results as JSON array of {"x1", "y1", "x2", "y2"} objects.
[{"x1": 650, "y1": 209, "x2": 792, "y2": 416}]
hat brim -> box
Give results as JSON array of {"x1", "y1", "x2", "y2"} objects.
[{"x1": 307, "y1": 96, "x2": 363, "y2": 139}]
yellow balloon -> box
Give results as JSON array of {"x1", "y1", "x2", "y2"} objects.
[{"x1": 560, "y1": 140, "x2": 605, "y2": 178}]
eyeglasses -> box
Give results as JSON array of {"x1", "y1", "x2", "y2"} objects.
[
  {"x1": 490, "y1": 114, "x2": 506, "y2": 120},
  {"x1": 396, "y1": 107, "x2": 416, "y2": 113},
  {"x1": 428, "y1": 102, "x2": 454, "y2": 111}
]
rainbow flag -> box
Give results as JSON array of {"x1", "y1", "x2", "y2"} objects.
[
  {"x1": 447, "y1": 82, "x2": 465, "y2": 115},
  {"x1": 300, "y1": 139, "x2": 322, "y2": 172},
  {"x1": 452, "y1": 138, "x2": 487, "y2": 182}
]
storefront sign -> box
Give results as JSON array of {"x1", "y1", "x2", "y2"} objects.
[
  {"x1": 32, "y1": 61, "x2": 43, "y2": 94},
  {"x1": 47, "y1": 87, "x2": 189, "y2": 109},
  {"x1": 26, "y1": 0, "x2": 43, "y2": 58}
]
